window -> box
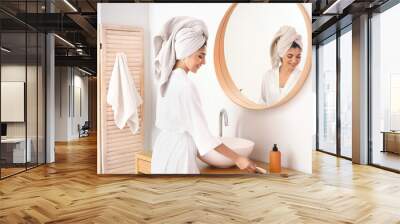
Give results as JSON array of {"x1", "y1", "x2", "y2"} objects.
[
  {"x1": 339, "y1": 29, "x2": 352, "y2": 158},
  {"x1": 390, "y1": 74, "x2": 400, "y2": 130},
  {"x1": 317, "y1": 37, "x2": 337, "y2": 155},
  {"x1": 370, "y1": 2, "x2": 400, "y2": 171},
  {"x1": 0, "y1": 1, "x2": 46, "y2": 179}
]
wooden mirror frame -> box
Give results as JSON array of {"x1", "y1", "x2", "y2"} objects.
[{"x1": 214, "y1": 3, "x2": 312, "y2": 110}]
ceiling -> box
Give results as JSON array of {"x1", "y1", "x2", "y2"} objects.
[
  {"x1": 310, "y1": 0, "x2": 391, "y2": 44},
  {"x1": 0, "y1": 0, "x2": 99, "y2": 74}
]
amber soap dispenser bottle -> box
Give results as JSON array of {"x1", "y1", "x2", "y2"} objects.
[{"x1": 269, "y1": 144, "x2": 281, "y2": 173}]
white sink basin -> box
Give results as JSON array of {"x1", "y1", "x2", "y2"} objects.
[{"x1": 199, "y1": 137, "x2": 255, "y2": 168}]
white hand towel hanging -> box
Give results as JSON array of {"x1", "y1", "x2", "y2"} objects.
[{"x1": 107, "y1": 52, "x2": 143, "y2": 134}]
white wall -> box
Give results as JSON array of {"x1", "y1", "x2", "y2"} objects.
[
  {"x1": 1, "y1": 65, "x2": 35, "y2": 138},
  {"x1": 71, "y1": 74, "x2": 89, "y2": 138},
  {"x1": 55, "y1": 67, "x2": 69, "y2": 141},
  {"x1": 54, "y1": 67, "x2": 89, "y2": 141},
  {"x1": 2, "y1": 64, "x2": 47, "y2": 163},
  {"x1": 98, "y1": 3, "x2": 314, "y2": 173}
]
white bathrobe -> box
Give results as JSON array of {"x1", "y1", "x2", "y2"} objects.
[
  {"x1": 151, "y1": 68, "x2": 222, "y2": 174},
  {"x1": 107, "y1": 53, "x2": 143, "y2": 134},
  {"x1": 260, "y1": 67, "x2": 301, "y2": 105}
]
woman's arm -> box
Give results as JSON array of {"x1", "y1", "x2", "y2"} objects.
[{"x1": 214, "y1": 144, "x2": 257, "y2": 172}]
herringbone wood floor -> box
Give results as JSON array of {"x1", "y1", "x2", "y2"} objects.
[{"x1": 1, "y1": 134, "x2": 400, "y2": 223}]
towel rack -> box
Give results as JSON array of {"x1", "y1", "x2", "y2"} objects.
[{"x1": 98, "y1": 24, "x2": 144, "y2": 174}]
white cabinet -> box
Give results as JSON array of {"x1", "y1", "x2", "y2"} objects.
[{"x1": 1, "y1": 138, "x2": 32, "y2": 163}]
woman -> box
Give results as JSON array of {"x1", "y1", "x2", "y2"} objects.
[
  {"x1": 151, "y1": 16, "x2": 256, "y2": 174},
  {"x1": 260, "y1": 25, "x2": 303, "y2": 105}
]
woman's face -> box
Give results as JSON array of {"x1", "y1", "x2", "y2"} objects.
[
  {"x1": 282, "y1": 47, "x2": 302, "y2": 69},
  {"x1": 184, "y1": 46, "x2": 206, "y2": 73}
]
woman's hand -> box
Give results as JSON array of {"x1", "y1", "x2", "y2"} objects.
[
  {"x1": 235, "y1": 156, "x2": 257, "y2": 173},
  {"x1": 214, "y1": 144, "x2": 257, "y2": 173}
]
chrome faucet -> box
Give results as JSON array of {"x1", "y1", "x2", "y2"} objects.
[{"x1": 219, "y1": 109, "x2": 229, "y2": 137}]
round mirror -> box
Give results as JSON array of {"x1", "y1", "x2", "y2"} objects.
[{"x1": 214, "y1": 3, "x2": 312, "y2": 110}]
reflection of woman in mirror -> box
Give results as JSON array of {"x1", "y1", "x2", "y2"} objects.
[
  {"x1": 152, "y1": 16, "x2": 256, "y2": 174},
  {"x1": 260, "y1": 26, "x2": 303, "y2": 105}
]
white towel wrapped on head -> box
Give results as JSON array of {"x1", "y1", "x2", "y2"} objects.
[
  {"x1": 107, "y1": 52, "x2": 143, "y2": 134},
  {"x1": 270, "y1": 26, "x2": 303, "y2": 68},
  {"x1": 153, "y1": 16, "x2": 208, "y2": 97}
]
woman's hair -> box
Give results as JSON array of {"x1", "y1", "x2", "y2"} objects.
[
  {"x1": 201, "y1": 40, "x2": 207, "y2": 48},
  {"x1": 290, "y1": 41, "x2": 302, "y2": 50},
  {"x1": 269, "y1": 26, "x2": 302, "y2": 68}
]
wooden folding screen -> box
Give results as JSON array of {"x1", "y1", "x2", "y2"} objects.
[{"x1": 98, "y1": 24, "x2": 144, "y2": 174}]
